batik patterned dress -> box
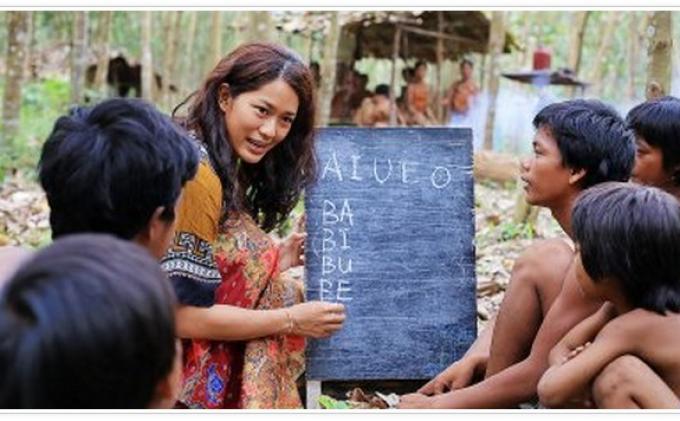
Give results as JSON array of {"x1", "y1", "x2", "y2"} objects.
[{"x1": 161, "y1": 143, "x2": 305, "y2": 409}]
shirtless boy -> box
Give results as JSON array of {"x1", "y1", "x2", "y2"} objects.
[
  {"x1": 406, "y1": 61, "x2": 435, "y2": 125},
  {"x1": 584, "y1": 96, "x2": 680, "y2": 408},
  {"x1": 538, "y1": 183, "x2": 680, "y2": 409},
  {"x1": 399, "y1": 99, "x2": 635, "y2": 408}
]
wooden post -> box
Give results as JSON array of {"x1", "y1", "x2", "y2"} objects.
[
  {"x1": 435, "y1": 11, "x2": 444, "y2": 124},
  {"x1": 389, "y1": 25, "x2": 402, "y2": 126},
  {"x1": 306, "y1": 380, "x2": 322, "y2": 409},
  {"x1": 483, "y1": 11, "x2": 505, "y2": 151}
]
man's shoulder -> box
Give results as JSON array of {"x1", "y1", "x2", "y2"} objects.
[
  {"x1": 514, "y1": 238, "x2": 574, "y2": 280},
  {"x1": 520, "y1": 238, "x2": 574, "y2": 263}
]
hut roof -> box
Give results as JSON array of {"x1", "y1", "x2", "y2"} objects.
[{"x1": 344, "y1": 11, "x2": 518, "y2": 62}]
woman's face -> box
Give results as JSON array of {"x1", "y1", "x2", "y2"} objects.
[{"x1": 220, "y1": 78, "x2": 300, "y2": 164}]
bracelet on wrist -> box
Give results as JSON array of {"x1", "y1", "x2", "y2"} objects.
[{"x1": 283, "y1": 309, "x2": 294, "y2": 335}]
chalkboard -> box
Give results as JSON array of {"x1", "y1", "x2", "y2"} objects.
[{"x1": 304, "y1": 127, "x2": 476, "y2": 381}]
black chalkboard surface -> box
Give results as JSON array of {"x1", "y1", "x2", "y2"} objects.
[{"x1": 305, "y1": 127, "x2": 476, "y2": 381}]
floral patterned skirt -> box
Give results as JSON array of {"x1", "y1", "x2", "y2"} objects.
[{"x1": 177, "y1": 246, "x2": 306, "y2": 409}]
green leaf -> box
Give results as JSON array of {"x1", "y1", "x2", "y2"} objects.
[{"x1": 318, "y1": 395, "x2": 350, "y2": 409}]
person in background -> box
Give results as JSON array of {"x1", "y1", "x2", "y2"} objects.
[
  {"x1": 354, "y1": 84, "x2": 391, "y2": 127},
  {"x1": 406, "y1": 61, "x2": 435, "y2": 126},
  {"x1": 446, "y1": 58, "x2": 479, "y2": 129}
]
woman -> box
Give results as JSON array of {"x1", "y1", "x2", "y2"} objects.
[{"x1": 162, "y1": 43, "x2": 346, "y2": 409}]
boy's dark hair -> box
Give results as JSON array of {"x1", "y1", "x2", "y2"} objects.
[
  {"x1": 533, "y1": 99, "x2": 635, "y2": 189},
  {"x1": 0, "y1": 234, "x2": 177, "y2": 408},
  {"x1": 375, "y1": 84, "x2": 390, "y2": 98},
  {"x1": 573, "y1": 182, "x2": 680, "y2": 314},
  {"x1": 415, "y1": 60, "x2": 427, "y2": 70},
  {"x1": 626, "y1": 96, "x2": 680, "y2": 185},
  {"x1": 460, "y1": 58, "x2": 474, "y2": 68},
  {"x1": 39, "y1": 98, "x2": 199, "y2": 240}
]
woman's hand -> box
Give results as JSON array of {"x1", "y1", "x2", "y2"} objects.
[
  {"x1": 278, "y1": 214, "x2": 306, "y2": 273},
  {"x1": 287, "y1": 301, "x2": 346, "y2": 338}
]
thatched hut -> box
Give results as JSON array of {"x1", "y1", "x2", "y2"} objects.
[
  {"x1": 334, "y1": 11, "x2": 518, "y2": 124},
  {"x1": 343, "y1": 11, "x2": 516, "y2": 62}
]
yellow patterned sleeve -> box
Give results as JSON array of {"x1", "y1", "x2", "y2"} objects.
[{"x1": 161, "y1": 161, "x2": 223, "y2": 307}]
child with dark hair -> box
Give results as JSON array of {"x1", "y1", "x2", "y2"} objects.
[
  {"x1": 627, "y1": 96, "x2": 680, "y2": 199},
  {"x1": 38, "y1": 97, "x2": 199, "y2": 259},
  {"x1": 0, "y1": 234, "x2": 181, "y2": 408},
  {"x1": 584, "y1": 96, "x2": 680, "y2": 408},
  {"x1": 401, "y1": 99, "x2": 635, "y2": 408},
  {"x1": 538, "y1": 182, "x2": 680, "y2": 408}
]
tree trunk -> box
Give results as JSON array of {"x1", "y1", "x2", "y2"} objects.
[
  {"x1": 93, "y1": 11, "x2": 113, "y2": 96},
  {"x1": 206, "y1": 12, "x2": 223, "y2": 75},
  {"x1": 24, "y1": 11, "x2": 36, "y2": 81},
  {"x1": 567, "y1": 12, "x2": 589, "y2": 76},
  {"x1": 182, "y1": 11, "x2": 198, "y2": 97},
  {"x1": 1, "y1": 11, "x2": 30, "y2": 154},
  {"x1": 70, "y1": 11, "x2": 88, "y2": 105},
  {"x1": 626, "y1": 13, "x2": 639, "y2": 100},
  {"x1": 161, "y1": 11, "x2": 182, "y2": 110},
  {"x1": 434, "y1": 11, "x2": 444, "y2": 123},
  {"x1": 141, "y1": 11, "x2": 153, "y2": 101},
  {"x1": 483, "y1": 11, "x2": 505, "y2": 151},
  {"x1": 389, "y1": 26, "x2": 402, "y2": 126},
  {"x1": 646, "y1": 11, "x2": 672, "y2": 100},
  {"x1": 247, "y1": 11, "x2": 272, "y2": 43},
  {"x1": 589, "y1": 12, "x2": 619, "y2": 97},
  {"x1": 566, "y1": 11, "x2": 589, "y2": 97},
  {"x1": 315, "y1": 12, "x2": 341, "y2": 127}
]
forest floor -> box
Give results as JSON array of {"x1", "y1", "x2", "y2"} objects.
[
  {"x1": 0, "y1": 172, "x2": 566, "y2": 333},
  {"x1": 0, "y1": 171, "x2": 568, "y2": 407}
]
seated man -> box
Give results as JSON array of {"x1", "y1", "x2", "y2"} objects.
[
  {"x1": 38, "y1": 97, "x2": 199, "y2": 258},
  {"x1": 0, "y1": 234, "x2": 181, "y2": 408},
  {"x1": 588, "y1": 96, "x2": 680, "y2": 407},
  {"x1": 354, "y1": 84, "x2": 391, "y2": 127},
  {"x1": 400, "y1": 99, "x2": 635, "y2": 408},
  {"x1": 538, "y1": 183, "x2": 680, "y2": 408}
]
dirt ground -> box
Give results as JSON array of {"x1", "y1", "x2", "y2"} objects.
[
  {"x1": 0, "y1": 173, "x2": 566, "y2": 331},
  {"x1": 0, "y1": 173, "x2": 567, "y2": 406}
]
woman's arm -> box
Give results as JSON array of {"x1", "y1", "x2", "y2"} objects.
[{"x1": 176, "y1": 300, "x2": 346, "y2": 341}]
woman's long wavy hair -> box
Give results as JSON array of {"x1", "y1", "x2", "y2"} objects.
[{"x1": 173, "y1": 42, "x2": 317, "y2": 232}]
